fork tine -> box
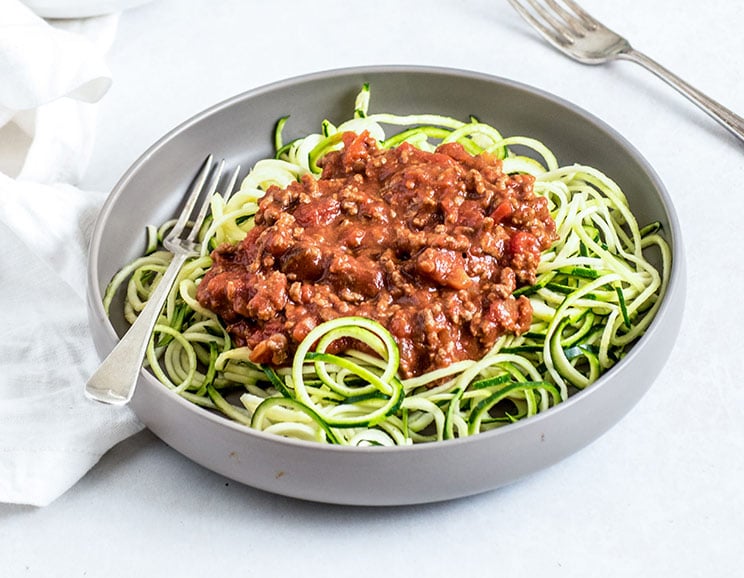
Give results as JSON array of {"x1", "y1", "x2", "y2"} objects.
[
  {"x1": 508, "y1": 0, "x2": 572, "y2": 46},
  {"x1": 185, "y1": 161, "x2": 242, "y2": 245},
  {"x1": 543, "y1": 0, "x2": 590, "y2": 35},
  {"x1": 561, "y1": 0, "x2": 599, "y2": 29},
  {"x1": 185, "y1": 158, "x2": 225, "y2": 243},
  {"x1": 222, "y1": 164, "x2": 242, "y2": 205},
  {"x1": 529, "y1": 0, "x2": 581, "y2": 39},
  {"x1": 169, "y1": 154, "x2": 214, "y2": 239}
]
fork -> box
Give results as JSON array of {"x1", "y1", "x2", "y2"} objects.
[
  {"x1": 507, "y1": 0, "x2": 744, "y2": 144},
  {"x1": 85, "y1": 155, "x2": 241, "y2": 405}
]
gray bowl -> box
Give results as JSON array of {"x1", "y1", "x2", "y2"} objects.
[{"x1": 87, "y1": 65, "x2": 686, "y2": 505}]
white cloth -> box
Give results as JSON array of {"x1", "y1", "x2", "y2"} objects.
[
  {"x1": 21, "y1": 0, "x2": 152, "y2": 18},
  {"x1": 0, "y1": 0, "x2": 144, "y2": 507}
]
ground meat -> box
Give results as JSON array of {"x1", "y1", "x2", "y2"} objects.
[{"x1": 197, "y1": 131, "x2": 556, "y2": 378}]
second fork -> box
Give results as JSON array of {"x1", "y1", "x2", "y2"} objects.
[{"x1": 508, "y1": 0, "x2": 744, "y2": 144}]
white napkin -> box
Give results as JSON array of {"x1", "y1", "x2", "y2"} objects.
[{"x1": 0, "y1": 0, "x2": 145, "y2": 507}]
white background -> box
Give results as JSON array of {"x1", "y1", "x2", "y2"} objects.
[{"x1": 3, "y1": 0, "x2": 744, "y2": 576}]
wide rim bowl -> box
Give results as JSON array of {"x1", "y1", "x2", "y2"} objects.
[{"x1": 87, "y1": 65, "x2": 686, "y2": 505}]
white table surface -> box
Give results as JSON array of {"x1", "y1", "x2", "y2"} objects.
[{"x1": 3, "y1": 1, "x2": 744, "y2": 576}]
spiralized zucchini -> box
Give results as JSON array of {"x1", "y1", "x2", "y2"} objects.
[{"x1": 105, "y1": 84, "x2": 670, "y2": 446}]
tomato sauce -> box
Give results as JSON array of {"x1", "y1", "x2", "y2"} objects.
[{"x1": 197, "y1": 131, "x2": 556, "y2": 378}]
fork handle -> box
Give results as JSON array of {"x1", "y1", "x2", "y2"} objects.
[
  {"x1": 84, "y1": 252, "x2": 189, "y2": 405},
  {"x1": 619, "y1": 48, "x2": 744, "y2": 144}
]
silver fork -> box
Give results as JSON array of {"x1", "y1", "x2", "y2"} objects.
[
  {"x1": 85, "y1": 155, "x2": 241, "y2": 405},
  {"x1": 507, "y1": 0, "x2": 744, "y2": 143}
]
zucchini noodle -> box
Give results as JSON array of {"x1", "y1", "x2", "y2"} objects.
[{"x1": 105, "y1": 83, "x2": 670, "y2": 446}]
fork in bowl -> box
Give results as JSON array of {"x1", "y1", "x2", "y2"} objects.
[
  {"x1": 507, "y1": 0, "x2": 744, "y2": 143},
  {"x1": 85, "y1": 155, "x2": 241, "y2": 405}
]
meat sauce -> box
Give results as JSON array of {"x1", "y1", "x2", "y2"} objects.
[{"x1": 197, "y1": 131, "x2": 556, "y2": 378}]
